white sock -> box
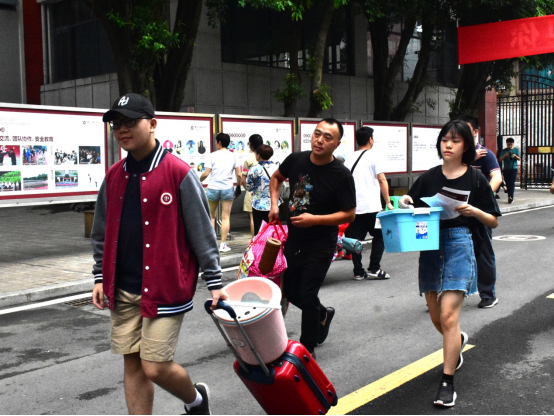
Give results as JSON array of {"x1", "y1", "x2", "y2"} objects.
[{"x1": 184, "y1": 389, "x2": 203, "y2": 411}]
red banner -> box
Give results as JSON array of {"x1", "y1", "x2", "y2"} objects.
[{"x1": 458, "y1": 15, "x2": 554, "y2": 65}]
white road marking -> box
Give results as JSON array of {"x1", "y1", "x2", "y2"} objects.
[
  {"x1": 0, "y1": 293, "x2": 90, "y2": 316},
  {"x1": 502, "y1": 205, "x2": 554, "y2": 216}
]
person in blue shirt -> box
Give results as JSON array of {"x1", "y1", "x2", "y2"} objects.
[
  {"x1": 457, "y1": 115, "x2": 500, "y2": 309},
  {"x1": 498, "y1": 137, "x2": 521, "y2": 204}
]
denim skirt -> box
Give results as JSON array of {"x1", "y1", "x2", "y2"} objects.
[{"x1": 418, "y1": 226, "x2": 477, "y2": 297}]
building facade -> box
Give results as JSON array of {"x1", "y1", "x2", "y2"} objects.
[{"x1": 30, "y1": 0, "x2": 456, "y2": 125}]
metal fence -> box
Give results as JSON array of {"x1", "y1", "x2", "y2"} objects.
[{"x1": 498, "y1": 74, "x2": 554, "y2": 189}]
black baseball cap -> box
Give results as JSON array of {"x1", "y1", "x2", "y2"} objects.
[{"x1": 102, "y1": 93, "x2": 156, "y2": 122}]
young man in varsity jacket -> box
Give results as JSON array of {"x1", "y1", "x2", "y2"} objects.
[{"x1": 91, "y1": 93, "x2": 227, "y2": 415}]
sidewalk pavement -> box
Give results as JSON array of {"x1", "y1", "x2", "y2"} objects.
[{"x1": 1, "y1": 189, "x2": 553, "y2": 309}]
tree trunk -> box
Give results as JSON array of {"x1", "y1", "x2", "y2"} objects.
[
  {"x1": 369, "y1": 15, "x2": 417, "y2": 121},
  {"x1": 450, "y1": 62, "x2": 492, "y2": 118},
  {"x1": 283, "y1": 20, "x2": 303, "y2": 117},
  {"x1": 156, "y1": 0, "x2": 203, "y2": 112},
  {"x1": 306, "y1": 1, "x2": 336, "y2": 118},
  {"x1": 86, "y1": 0, "x2": 202, "y2": 112},
  {"x1": 390, "y1": 18, "x2": 434, "y2": 121}
]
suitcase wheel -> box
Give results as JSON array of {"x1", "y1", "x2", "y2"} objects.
[{"x1": 303, "y1": 354, "x2": 310, "y2": 362}]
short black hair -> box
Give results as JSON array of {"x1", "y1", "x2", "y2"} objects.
[
  {"x1": 255, "y1": 144, "x2": 273, "y2": 161},
  {"x1": 216, "y1": 133, "x2": 230, "y2": 148},
  {"x1": 355, "y1": 126, "x2": 374, "y2": 146},
  {"x1": 320, "y1": 118, "x2": 344, "y2": 140},
  {"x1": 436, "y1": 120, "x2": 476, "y2": 165},
  {"x1": 506, "y1": 137, "x2": 515, "y2": 143},
  {"x1": 248, "y1": 134, "x2": 263, "y2": 151},
  {"x1": 456, "y1": 114, "x2": 480, "y2": 131}
]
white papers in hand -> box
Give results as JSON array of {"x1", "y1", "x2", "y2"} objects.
[{"x1": 421, "y1": 187, "x2": 470, "y2": 220}]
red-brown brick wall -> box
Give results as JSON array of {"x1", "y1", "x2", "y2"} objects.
[
  {"x1": 23, "y1": 0, "x2": 43, "y2": 104},
  {"x1": 479, "y1": 90, "x2": 498, "y2": 154}
]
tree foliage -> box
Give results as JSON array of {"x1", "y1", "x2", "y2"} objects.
[{"x1": 83, "y1": 0, "x2": 203, "y2": 112}]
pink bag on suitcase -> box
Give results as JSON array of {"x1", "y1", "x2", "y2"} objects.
[{"x1": 237, "y1": 220, "x2": 287, "y2": 287}]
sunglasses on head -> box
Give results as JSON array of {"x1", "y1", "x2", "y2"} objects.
[{"x1": 109, "y1": 117, "x2": 151, "y2": 130}]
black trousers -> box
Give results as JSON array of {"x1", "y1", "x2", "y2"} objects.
[
  {"x1": 344, "y1": 212, "x2": 385, "y2": 275},
  {"x1": 252, "y1": 208, "x2": 270, "y2": 235},
  {"x1": 282, "y1": 245, "x2": 334, "y2": 352},
  {"x1": 473, "y1": 225, "x2": 497, "y2": 300},
  {"x1": 503, "y1": 169, "x2": 518, "y2": 199}
]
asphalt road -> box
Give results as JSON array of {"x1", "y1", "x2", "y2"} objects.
[{"x1": 0, "y1": 206, "x2": 553, "y2": 414}]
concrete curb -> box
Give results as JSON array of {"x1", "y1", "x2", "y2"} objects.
[
  {"x1": 2, "y1": 200, "x2": 553, "y2": 309},
  {"x1": 499, "y1": 199, "x2": 554, "y2": 214},
  {"x1": 0, "y1": 253, "x2": 246, "y2": 309}
]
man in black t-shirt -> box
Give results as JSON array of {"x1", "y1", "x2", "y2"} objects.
[{"x1": 269, "y1": 118, "x2": 356, "y2": 358}]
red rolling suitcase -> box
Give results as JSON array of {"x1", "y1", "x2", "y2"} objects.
[{"x1": 205, "y1": 301, "x2": 338, "y2": 415}]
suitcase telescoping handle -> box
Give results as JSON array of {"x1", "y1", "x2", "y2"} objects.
[{"x1": 204, "y1": 300, "x2": 271, "y2": 378}]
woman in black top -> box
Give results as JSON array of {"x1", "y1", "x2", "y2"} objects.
[{"x1": 400, "y1": 120, "x2": 500, "y2": 407}]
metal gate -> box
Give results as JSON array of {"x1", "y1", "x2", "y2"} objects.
[{"x1": 498, "y1": 74, "x2": 554, "y2": 189}]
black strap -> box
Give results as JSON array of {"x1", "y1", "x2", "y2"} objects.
[
  {"x1": 350, "y1": 150, "x2": 368, "y2": 174},
  {"x1": 262, "y1": 165, "x2": 271, "y2": 179}
]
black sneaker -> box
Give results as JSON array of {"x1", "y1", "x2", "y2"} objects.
[
  {"x1": 353, "y1": 271, "x2": 368, "y2": 281},
  {"x1": 508, "y1": 197, "x2": 514, "y2": 204},
  {"x1": 185, "y1": 383, "x2": 211, "y2": 415},
  {"x1": 456, "y1": 332, "x2": 468, "y2": 371},
  {"x1": 317, "y1": 307, "x2": 335, "y2": 345},
  {"x1": 434, "y1": 380, "x2": 456, "y2": 407},
  {"x1": 478, "y1": 298, "x2": 498, "y2": 309}
]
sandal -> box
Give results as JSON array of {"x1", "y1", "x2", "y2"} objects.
[{"x1": 367, "y1": 269, "x2": 391, "y2": 279}]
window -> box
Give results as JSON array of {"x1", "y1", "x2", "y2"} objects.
[
  {"x1": 367, "y1": 18, "x2": 460, "y2": 87},
  {"x1": 221, "y1": 4, "x2": 353, "y2": 75},
  {"x1": 50, "y1": 0, "x2": 116, "y2": 83}
]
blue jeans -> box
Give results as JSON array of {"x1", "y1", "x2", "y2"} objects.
[{"x1": 418, "y1": 227, "x2": 477, "y2": 297}]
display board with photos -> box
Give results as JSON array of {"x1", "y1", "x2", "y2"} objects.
[
  {"x1": 298, "y1": 119, "x2": 357, "y2": 162},
  {"x1": 118, "y1": 113, "x2": 215, "y2": 179},
  {"x1": 361, "y1": 122, "x2": 409, "y2": 174},
  {"x1": 412, "y1": 125, "x2": 443, "y2": 172},
  {"x1": 0, "y1": 105, "x2": 107, "y2": 202},
  {"x1": 219, "y1": 116, "x2": 295, "y2": 174}
]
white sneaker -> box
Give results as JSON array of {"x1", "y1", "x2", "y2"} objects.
[{"x1": 219, "y1": 243, "x2": 231, "y2": 252}]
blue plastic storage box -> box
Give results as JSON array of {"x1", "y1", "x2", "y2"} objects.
[{"x1": 377, "y1": 207, "x2": 443, "y2": 253}]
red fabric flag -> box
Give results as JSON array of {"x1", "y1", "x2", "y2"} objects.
[{"x1": 458, "y1": 15, "x2": 554, "y2": 65}]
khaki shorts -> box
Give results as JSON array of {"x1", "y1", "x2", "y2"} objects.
[
  {"x1": 243, "y1": 190, "x2": 253, "y2": 212},
  {"x1": 110, "y1": 289, "x2": 185, "y2": 362}
]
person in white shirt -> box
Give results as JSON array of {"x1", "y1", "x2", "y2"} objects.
[
  {"x1": 200, "y1": 133, "x2": 241, "y2": 252},
  {"x1": 344, "y1": 127, "x2": 394, "y2": 280}
]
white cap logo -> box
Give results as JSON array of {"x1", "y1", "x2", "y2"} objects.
[{"x1": 118, "y1": 96, "x2": 129, "y2": 106}]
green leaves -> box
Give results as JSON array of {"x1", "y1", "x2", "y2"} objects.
[{"x1": 274, "y1": 73, "x2": 307, "y2": 104}]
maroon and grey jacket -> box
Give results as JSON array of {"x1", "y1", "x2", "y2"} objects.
[{"x1": 91, "y1": 148, "x2": 222, "y2": 318}]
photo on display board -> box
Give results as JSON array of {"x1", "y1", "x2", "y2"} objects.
[
  {"x1": 197, "y1": 162, "x2": 205, "y2": 172},
  {"x1": 174, "y1": 140, "x2": 183, "y2": 155},
  {"x1": 80, "y1": 167, "x2": 103, "y2": 189},
  {"x1": 0, "y1": 171, "x2": 21, "y2": 192},
  {"x1": 281, "y1": 141, "x2": 289, "y2": 151},
  {"x1": 79, "y1": 146, "x2": 101, "y2": 164},
  {"x1": 198, "y1": 140, "x2": 206, "y2": 154},
  {"x1": 23, "y1": 172, "x2": 48, "y2": 191},
  {"x1": 0, "y1": 145, "x2": 21, "y2": 166},
  {"x1": 22, "y1": 145, "x2": 48, "y2": 166},
  {"x1": 163, "y1": 140, "x2": 174, "y2": 153},
  {"x1": 186, "y1": 139, "x2": 196, "y2": 155},
  {"x1": 55, "y1": 147, "x2": 78, "y2": 165},
  {"x1": 55, "y1": 170, "x2": 78, "y2": 188},
  {"x1": 237, "y1": 141, "x2": 245, "y2": 154},
  {"x1": 273, "y1": 141, "x2": 280, "y2": 151},
  {"x1": 229, "y1": 140, "x2": 236, "y2": 152}
]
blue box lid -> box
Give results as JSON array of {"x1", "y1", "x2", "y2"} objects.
[{"x1": 377, "y1": 207, "x2": 443, "y2": 218}]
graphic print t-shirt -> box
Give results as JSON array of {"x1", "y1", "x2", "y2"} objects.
[{"x1": 279, "y1": 151, "x2": 356, "y2": 250}]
